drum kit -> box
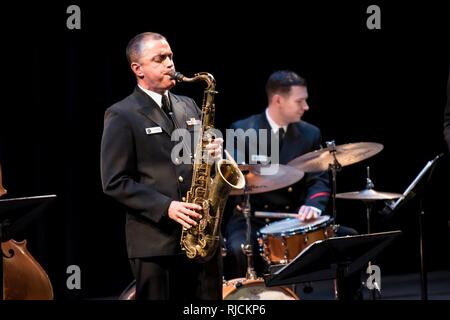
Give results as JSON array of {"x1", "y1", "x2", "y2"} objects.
[{"x1": 223, "y1": 141, "x2": 403, "y2": 300}]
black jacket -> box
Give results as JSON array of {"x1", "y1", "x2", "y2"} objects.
[{"x1": 101, "y1": 87, "x2": 201, "y2": 258}]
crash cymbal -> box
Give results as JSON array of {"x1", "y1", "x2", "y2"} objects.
[
  {"x1": 288, "y1": 142, "x2": 384, "y2": 173},
  {"x1": 230, "y1": 164, "x2": 304, "y2": 195},
  {"x1": 336, "y1": 189, "x2": 402, "y2": 201}
]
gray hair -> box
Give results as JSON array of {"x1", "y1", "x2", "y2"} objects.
[{"x1": 126, "y1": 32, "x2": 166, "y2": 64}]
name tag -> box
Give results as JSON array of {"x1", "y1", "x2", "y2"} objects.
[
  {"x1": 186, "y1": 117, "x2": 201, "y2": 126},
  {"x1": 145, "y1": 127, "x2": 162, "y2": 134},
  {"x1": 251, "y1": 155, "x2": 268, "y2": 162}
]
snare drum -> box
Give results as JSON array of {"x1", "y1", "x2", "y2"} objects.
[
  {"x1": 223, "y1": 278, "x2": 299, "y2": 300},
  {"x1": 258, "y1": 215, "x2": 335, "y2": 265}
]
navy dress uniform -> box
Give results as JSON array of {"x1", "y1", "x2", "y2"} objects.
[{"x1": 101, "y1": 87, "x2": 222, "y2": 299}]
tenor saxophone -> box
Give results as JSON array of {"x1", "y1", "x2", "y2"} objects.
[{"x1": 172, "y1": 71, "x2": 245, "y2": 263}]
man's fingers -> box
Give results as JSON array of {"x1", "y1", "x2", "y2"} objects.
[
  {"x1": 183, "y1": 202, "x2": 202, "y2": 211},
  {"x1": 205, "y1": 141, "x2": 223, "y2": 150},
  {"x1": 209, "y1": 137, "x2": 223, "y2": 145},
  {"x1": 206, "y1": 138, "x2": 224, "y2": 156},
  {"x1": 177, "y1": 211, "x2": 199, "y2": 228},
  {"x1": 183, "y1": 208, "x2": 202, "y2": 219},
  {"x1": 169, "y1": 201, "x2": 204, "y2": 227},
  {"x1": 207, "y1": 148, "x2": 222, "y2": 157},
  {"x1": 182, "y1": 214, "x2": 198, "y2": 226},
  {"x1": 178, "y1": 217, "x2": 192, "y2": 229}
]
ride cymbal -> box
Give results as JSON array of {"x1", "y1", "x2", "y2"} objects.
[{"x1": 288, "y1": 142, "x2": 384, "y2": 172}]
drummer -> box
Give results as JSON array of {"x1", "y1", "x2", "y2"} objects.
[
  {"x1": 224, "y1": 70, "x2": 331, "y2": 276},
  {"x1": 223, "y1": 70, "x2": 361, "y2": 299}
]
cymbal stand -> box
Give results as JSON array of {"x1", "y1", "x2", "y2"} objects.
[
  {"x1": 326, "y1": 141, "x2": 345, "y2": 300},
  {"x1": 362, "y1": 166, "x2": 381, "y2": 300},
  {"x1": 326, "y1": 141, "x2": 342, "y2": 223},
  {"x1": 364, "y1": 166, "x2": 375, "y2": 234},
  {"x1": 240, "y1": 172, "x2": 258, "y2": 280}
]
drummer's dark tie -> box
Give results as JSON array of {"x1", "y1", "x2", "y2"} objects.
[{"x1": 278, "y1": 127, "x2": 286, "y2": 150}]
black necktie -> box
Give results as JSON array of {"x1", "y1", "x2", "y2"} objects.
[
  {"x1": 278, "y1": 127, "x2": 285, "y2": 150},
  {"x1": 161, "y1": 95, "x2": 172, "y2": 118},
  {"x1": 161, "y1": 95, "x2": 175, "y2": 129}
]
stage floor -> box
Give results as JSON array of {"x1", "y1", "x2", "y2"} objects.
[{"x1": 295, "y1": 270, "x2": 450, "y2": 300}]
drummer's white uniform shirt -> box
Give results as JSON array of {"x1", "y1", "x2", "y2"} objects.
[{"x1": 265, "y1": 108, "x2": 322, "y2": 215}]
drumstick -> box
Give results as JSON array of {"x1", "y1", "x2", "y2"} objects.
[{"x1": 254, "y1": 211, "x2": 299, "y2": 219}]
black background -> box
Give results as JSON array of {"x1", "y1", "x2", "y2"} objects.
[{"x1": 0, "y1": 1, "x2": 449, "y2": 300}]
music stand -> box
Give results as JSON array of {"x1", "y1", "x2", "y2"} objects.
[
  {"x1": 380, "y1": 153, "x2": 444, "y2": 300},
  {"x1": 0, "y1": 194, "x2": 57, "y2": 300},
  {"x1": 382, "y1": 154, "x2": 443, "y2": 214},
  {"x1": 264, "y1": 230, "x2": 401, "y2": 300}
]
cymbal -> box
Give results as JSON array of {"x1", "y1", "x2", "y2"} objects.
[
  {"x1": 288, "y1": 142, "x2": 383, "y2": 172},
  {"x1": 336, "y1": 189, "x2": 402, "y2": 201},
  {"x1": 230, "y1": 164, "x2": 304, "y2": 195}
]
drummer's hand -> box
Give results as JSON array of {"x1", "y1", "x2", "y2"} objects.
[{"x1": 298, "y1": 205, "x2": 320, "y2": 221}]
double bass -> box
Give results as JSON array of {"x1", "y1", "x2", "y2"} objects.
[{"x1": 0, "y1": 164, "x2": 54, "y2": 300}]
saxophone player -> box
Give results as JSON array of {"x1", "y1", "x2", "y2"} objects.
[{"x1": 100, "y1": 32, "x2": 223, "y2": 300}]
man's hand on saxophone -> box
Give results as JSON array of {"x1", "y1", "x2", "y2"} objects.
[
  {"x1": 167, "y1": 138, "x2": 223, "y2": 229},
  {"x1": 168, "y1": 201, "x2": 202, "y2": 229},
  {"x1": 205, "y1": 137, "x2": 223, "y2": 162}
]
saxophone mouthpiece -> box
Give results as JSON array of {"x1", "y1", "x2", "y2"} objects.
[{"x1": 170, "y1": 71, "x2": 184, "y2": 82}]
